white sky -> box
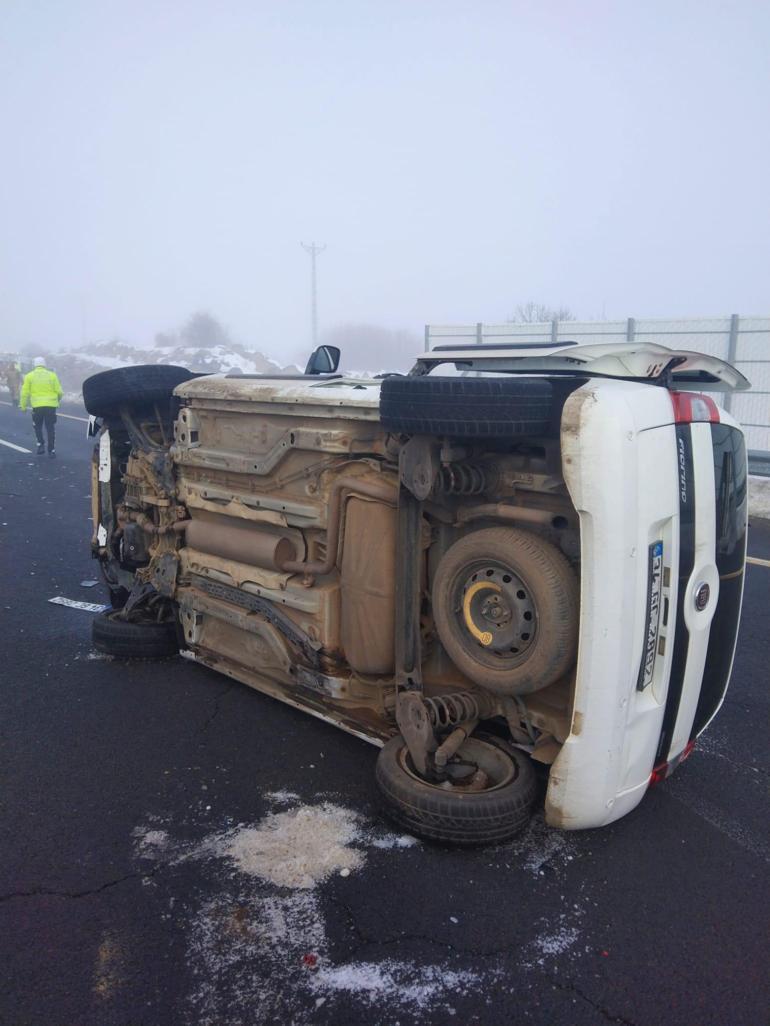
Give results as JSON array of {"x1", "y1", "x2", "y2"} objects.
[{"x1": 1, "y1": 0, "x2": 768, "y2": 359}]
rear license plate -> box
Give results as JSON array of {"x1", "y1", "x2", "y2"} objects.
[{"x1": 637, "y1": 540, "x2": 664, "y2": 691}]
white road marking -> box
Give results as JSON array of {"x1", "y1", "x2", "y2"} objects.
[
  {"x1": 0, "y1": 399, "x2": 88, "y2": 422},
  {"x1": 57, "y1": 411, "x2": 89, "y2": 422},
  {"x1": 747, "y1": 556, "x2": 770, "y2": 569},
  {"x1": 0, "y1": 437, "x2": 32, "y2": 453},
  {"x1": 48, "y1": 596, "x2": 109, "y2": 612}
]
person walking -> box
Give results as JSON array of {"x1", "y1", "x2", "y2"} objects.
[
  {"x1": 19, "y1": 357, "x2": 63, "y2": 456},
  {"x1": 3, "y1": 361, "x2": 22, "y2": 404}
]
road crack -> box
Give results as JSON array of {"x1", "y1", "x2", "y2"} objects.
[
  {"x1": 545, "y1": 973, "x2": 637, "y2": 1025},
  {"x1": 199, "y1": 682, "x2": 237, "y2": 733},
  {"x1": 0, "y1": 862, "x2": 167, "y2": 903}
]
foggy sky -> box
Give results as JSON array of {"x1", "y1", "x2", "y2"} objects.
[{"x1": 1, "y1": 0, "x2": 768, "y2": 360}]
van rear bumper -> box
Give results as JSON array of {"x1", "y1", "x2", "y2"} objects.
[{"x1": 544, "y1": 381, "x2": 745, "y2": 830}]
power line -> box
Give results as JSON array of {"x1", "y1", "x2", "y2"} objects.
[{"x1": 301, "y1": 242, "x2": 326, "y2": 346}]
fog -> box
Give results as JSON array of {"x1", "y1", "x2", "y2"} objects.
[{"x1": 1, "y1": 0, "x2": 768, "y2": 363}]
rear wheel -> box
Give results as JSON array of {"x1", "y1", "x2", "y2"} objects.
[
  {"x1": 375, "y1": 733, "x2": 536, "y2": 846},
  {"x1": 92, "y1": 610, "x2": 179, "y2": 659}
]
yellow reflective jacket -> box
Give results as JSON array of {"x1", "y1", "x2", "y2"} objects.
[{"x1": 19, "y1": 366, "x2": 63, "y2": 410}]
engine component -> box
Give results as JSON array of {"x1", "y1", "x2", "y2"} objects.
[{"x1": 120, "y1": 522, "x2": 151, "y2": 565}]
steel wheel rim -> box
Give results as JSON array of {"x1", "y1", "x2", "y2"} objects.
[
  {"x1": 399, "y1": 737, "x2": 516, "y2": 794},
  {"x1": 450, "y1": 560, "x2": 538, "y2": 668}
]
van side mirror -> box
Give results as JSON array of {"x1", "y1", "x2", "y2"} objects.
[{"x1": 304, "y1": 345, "x2": 341, "y2": 375}]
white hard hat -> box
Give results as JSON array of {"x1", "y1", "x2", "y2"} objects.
[{"x1": 34, "y1": 357, "x2": 46, "y2": 367}]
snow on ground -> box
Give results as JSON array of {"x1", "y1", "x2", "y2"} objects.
[
  {"x1": 132, "y1": 799, "x2": 590, "y2": 1024},
  {"x1": 44, "y1": 338, "x2": 291, "y2": 395},
  {"x1": 501, "y1": 811, "x2": 578, "y2": 877}
]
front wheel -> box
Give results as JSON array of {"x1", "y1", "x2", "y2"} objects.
[
  {"x1": 375, "y1": 733, "x2": 536, "y2": 846},
  {"x1": 92, "y1": 610, "x2": 179, "y2": 659}
]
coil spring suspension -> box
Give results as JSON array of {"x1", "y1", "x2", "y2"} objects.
[
  {"x1": 436, "y1": 463, "x2": 486, "y2": 496},
  {"x1": 424, "y1": 691, "x2": 488, "y2": 729}
]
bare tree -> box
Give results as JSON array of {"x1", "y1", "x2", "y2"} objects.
[
  {"x1": 180, "y1": 311, "x2": 232, "y2": 349},
  {"x1": 509, "y1": 302, "x2": 576, "y2": 324}
]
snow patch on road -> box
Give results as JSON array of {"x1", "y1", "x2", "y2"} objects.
[
  {"x1": 134, "y1": 828, "x2": 171, "y2": 851},
  {"x1": 312, "y1": 960, "x2": 480, "y2": 1007},
  {"x1": 534, "y1": 925, "x2": 581, "y2": 957},
  {"x1": 504, "y1": 812, "x2": 578, "y2": 877},
  {"x1": 188, "y1": 884, "x2": 482, "y2": 1024},
  {"x1": 264, "y1": 789, "x2": 301, "y2": 805},
  {"x1": 132, "y1": 801, "x2": 486, "y2": 1024}
]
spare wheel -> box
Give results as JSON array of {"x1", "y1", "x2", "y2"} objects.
[{"x1": 432, "y1": 526, "x2": 578, "y2": 695}]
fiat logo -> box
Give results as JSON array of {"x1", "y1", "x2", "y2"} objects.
[{"x1": 694, "y1": 582, "x2": 710, "y2": 611}]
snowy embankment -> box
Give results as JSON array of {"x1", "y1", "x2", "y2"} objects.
[{"x1": 41, "y1": 339, "x2": 291, "y2": 396}]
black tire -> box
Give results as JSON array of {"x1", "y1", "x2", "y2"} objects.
[
  {"x1": 375, "y1": 733, "x2": 536, "y2": 846},
  {"x1": 83, "y1": 364, "x2": 195, "y2": 418},
  {"x1": 379, "y1": 375, "x2": 553, "y2": 438},
  {"x1": 432, "y1": 527, "x2": 579, "y2": 696},
  {"x1": 92, "y1": 610, "x2": 179, "y2": 659}
]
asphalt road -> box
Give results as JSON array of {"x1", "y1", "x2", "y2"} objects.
[{"x1": 1, "y1": 398, "x2": 768, "y2": 1026}]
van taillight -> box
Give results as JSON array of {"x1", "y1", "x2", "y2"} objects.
[
  {"x1": 671, "y1": 391, "x2": 720, "y2": 424},
  {"x1": 649, "y1": 740, "x2": 696, "y2": 785}
]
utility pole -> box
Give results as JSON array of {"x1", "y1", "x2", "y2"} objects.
[{"x1": 301, "y1": 241, "x2": 326, "y2": 347}]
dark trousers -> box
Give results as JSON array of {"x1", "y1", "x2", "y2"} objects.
[{"x1": 32, "y1": 407, "x2": 56, "y2": 451}]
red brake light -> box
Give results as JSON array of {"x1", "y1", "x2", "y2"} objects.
[
  {"x1": 649, "y1": 740, "x2": 697, "y2": 786},
  {"x1": 671, "y1": 391, "x2": 720, "y2": 424}
]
